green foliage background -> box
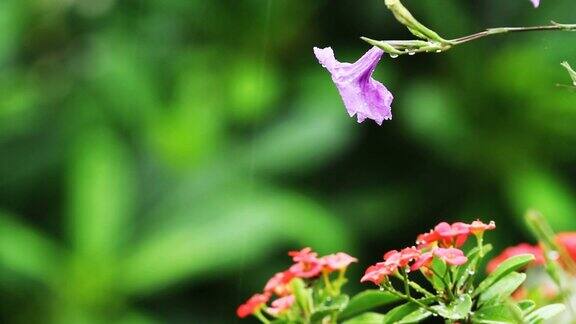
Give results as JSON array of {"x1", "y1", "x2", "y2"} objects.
[{"x1": 0, "y1": 0, "x2": 574, "y2": 323}]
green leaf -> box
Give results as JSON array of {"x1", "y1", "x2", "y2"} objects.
[
  {"x1": 120, "y1": 184, "x2": 351, "y2": 295},
  {"x1": 526, "y1": 304, "x2": 566, "y2": 324},
  {"x1": 339, "y1": 290, "x2": 401, "y2": 320},
  {"x1": 430, "y1": 256, "x2": 447, "y2": 291},
  {"x1": 517, "y1": 300, "x2": 536, "y2": 314},
  {"x1": 473, "y1": 304, "x2": 517, "y2": 324},
  {"x1": 343, "y1": 312, "x2": 386, "y2": 324},
  {"x1": 478, "y1": 272, "x2": 526, "y2": 306},
  {"x1": 241, "y1": 71, "x2": 354, "y2": 174},
  {"x1": 474, "y1": 254, "x2": 535, "y2": 296},
  {"x1": 396, "y1": 308, "x2": 431, "y2": 323},
  {"x1": 0, "y1": 212, "x2": 61, "y2": 285},
  {"x1": 384, "y1": 300, "x2": 433, "y2": 324},
  {"x1": 67, "y1": 128, "x2": 136, "y2": 259},
  {"x1": 311, "y1": 294, "x2": 349, "y2": 323},
  {"x1": 431, "y1": 294, "x2": 472, "y2": 320}
]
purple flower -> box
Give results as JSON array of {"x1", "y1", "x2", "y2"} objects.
[
  {"x1": 314, "y1": 47, "x2": 393, "y2": 125},
  {"x1": 531, "y1": 0, "x2": 540, "y2": 7}
]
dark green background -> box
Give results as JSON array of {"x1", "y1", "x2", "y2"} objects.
[{"x1": 0, "y1": 0, "x2": 575, "y2": 323}]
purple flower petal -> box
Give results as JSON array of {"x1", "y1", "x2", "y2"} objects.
[
  {"x1": 531, "y1": 0, "x2": 540, "y2": 7},
  {"x1": 314, "y1": 46, "x2": 393, "y2": 125}
]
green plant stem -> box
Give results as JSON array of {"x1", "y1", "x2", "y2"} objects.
[
  {"x1": 322, "y1": 271, "x2": 335, "y2": 296},
  {"x1": 401, "y1": 269, "x2": 411, "y2": 298},
  {"x1": 363, "y1": 22, "x2": 576, "y2": 56},
  {"x1": 392, "y1": 272, "x2": 435, "y2": 297},
  {"x1": 385, "y1": 287, "x2": 441, "y2": 316},
  {"x1": 450, "y1": 22, "x2": 576, "y2": 45},
  {"x1": 254, "y1": 309, "x2": 271, "y2": 324}
]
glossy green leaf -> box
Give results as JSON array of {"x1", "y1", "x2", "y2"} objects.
[
  {"x1": 478, "y1": 272, "x2": 526, "y2": 306},
  {"x1": 384, "y1": 300, "x2": 433, "y2": 324},
  {"x1": 474, "y1": 254, "x2": 534, "y2": 296},
  {"x1": 343, "y1": 312, "x2": 386, "y2": 324},
  {"x1": 339, "y1": 290, "x2": 401, "y2": 320},
  {"x1": 311, "y1": 294, "x2": 349, "y2": 323},
  {"x1": 431, "y1": 294, "x2": 472, "y2": 320},
  {"x1": 473, "y1": 304, "x2": 517, "y2": 324},
  {"x1": 518, "y1": 300, "x2": 536, "y2": 315},
  {"x1": 396, "y1": 308, "x2": 431, "y2": 323}
]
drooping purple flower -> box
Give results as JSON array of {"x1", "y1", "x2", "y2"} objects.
[
  {"x1": 531, "y1": 0, "x2": 540, "y2": 7},
  {"x1": 314, "y1": 46, "x2": 393, "y2": 125}
]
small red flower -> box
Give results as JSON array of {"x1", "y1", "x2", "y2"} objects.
[
  {"x1": 267, "y1": 295, "x2": 295, "y2": 317},
  {"x1": 289, "y1": 247, "x2": 322, "y2": 278},
  {"x1": 264, "y1": 271, "x2": 294, "y2": 296},
  {"x1": 434, "y1": 248, "x2": 468, "y2": 266},
  {"x1": 321, "y1": 252, "x2": 358, "y2": 272},
  {"x1": 486, "y1": 243, "x2": 544, "y2": 273},
  {"x1": 288, "y1": 247, "x2": 318, "y2": 262},
  {"x1": 398, "y1": 247, "x2": 421, "y2": 267},
  {"x1": 360, "y1": 262, "x2": 396, "y2": 285},
  {"x1": 435, "y1": 222, "x2": 470, "y2": 247},
  {"x1": 410, "y1": 251, "x2": 433, "y2": 272},
  {"x1": 237, "y1": 293, "x2": 270, "y2": 318},
  {"x1": 469, "y1": 220, "x2": 496, "y2": 236},
  {"x1": 416, "y1": 229, "x2": 441, "y2": 247}
]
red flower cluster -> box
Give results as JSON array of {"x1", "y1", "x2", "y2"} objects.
[
  {"x1": 237, "y1": 247, "x2": 357, "y2": 319},
  {"x1": 362, "y1": 220, "x2": 495, "y2": 286},
  {"x1": 487, "y1": 232, "x2": 576, "y2": 273},
  {"x1": 417, "y1": 220, "x2": 495, "y2": 248}
]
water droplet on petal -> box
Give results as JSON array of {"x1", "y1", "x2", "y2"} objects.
[
  {"x1": 389, "y1": 54, "x2": 399, "y2": 58},
  {"x1": 548, "y1": 251, "x2": 560, "y2": 260},
  {"x1": 435, "y1": 50, "x2": 442, "y2": 53},
  {"x1": 408, "y1": 51, "x2": 416, "y2": 56}
]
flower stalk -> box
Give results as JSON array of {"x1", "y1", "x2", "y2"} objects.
[{"x1": 367, "y1": 0, "x2": 576, "y2": 57}]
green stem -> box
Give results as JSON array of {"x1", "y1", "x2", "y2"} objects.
[
  {"x1": 363, "y1": 22, "x2": 576, "y2": 57},
  {"x1": 401, "y1": 269, "x2": 411, "y2": 298},
  {"x1": 450, "y1": 22, "x2": 576, "y2": 45},
  {"x1": 254, "y1": 309, "x2": 270, "y2": 324},
  {"x1": 322, "y1": 271, "x2": 335, "y2": 296},
  {"x1": 385, "y1": 287, "x2": 441, "y2": 316},
  {"x1": 392, "y1": 272, "x2": 435, "y2": 297}
]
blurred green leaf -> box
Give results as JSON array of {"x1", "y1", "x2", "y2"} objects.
[
  {"x1": 0, "y1": 211, "x2": 61, "y2": 285},
  {"x1": 226, "y1": 58, "x2": 281, "y2": 123},
  {"x1": 67, "y1": 128, "x2": 136, "y2": 259},
  {"x1": 120, "y1": 184, "x2": 351, "y2": 294},
  {"x1": 243, "y1": 71, "x2": 354, "y2": 174},
  {"x1": 507, "y1": 167, "x2": 576, "y2": 230},
  {"x1": 526, "y1": 304, "x2": 565, "y2": 323}
]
